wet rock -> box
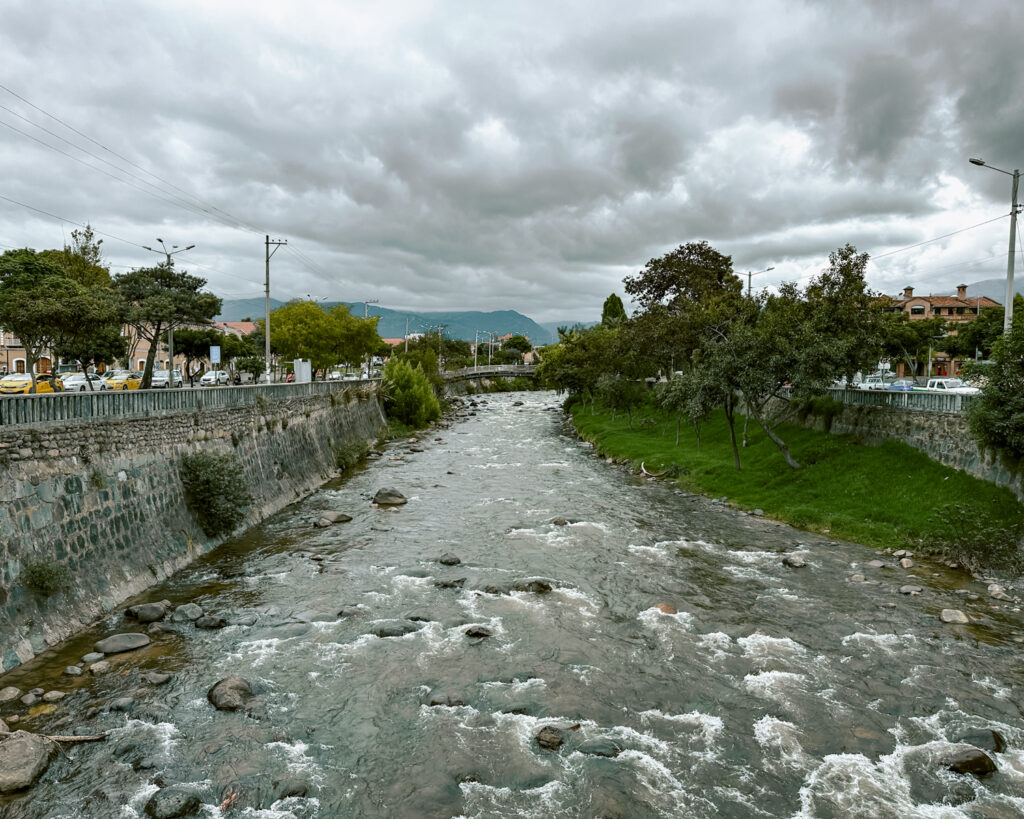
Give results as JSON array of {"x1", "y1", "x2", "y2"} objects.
[
  {"x1": 207, "y1": 676, "x2": 255, "y2": 712},
  {"x1": 336, "y1": 606, "x2": 363, "y2": 618},
  {"x1": 955, "y1": 729, "x2": 1007, "y2": 755},
  {"x1": 899, "y1": 585, "x2": 924, "y2": 595},
  {"x1": 434, "y1": 578, "x2": 466, "y2": 590},
  {"x1": 64, "y1": 666, "x2": 83, "y2": 677},
  {"x1": 95, "y1": 633, "x2": 151, "y2": 654},
  {"x1": 893, "y1": 549, "x2": 913, "y2": 558},
  {"x1": 110, "y1": 697, "x2": 135, "y2": 713},
  {"x1": 194, "y1": 615, "x2": 227, "y2": 630},
  {"x1": 536, "y1": 726, "x2": 565, "y2": 750},
  {"x1": 655, "y1": 603, "x2": 677, "y2": 614},
  {"x1": 0, "y1": 720, "x2": 7, "y2": 735},
  {"x1": 866, "y1": 560, "x2": 887, "y2": 569},
  {"x1": 427, "y1": 690, "x2": 466, "y2": 708},
  {"x1": 81, "y1": 652, "x2": 104, "y2": 664},
  {"x1": 144, "y1": 786, "x2": 203, "y2": 818},
  {"x1": 41, "y1": 691, "x2": 65, "y2": 703},
  {"x1": 578, "y1": 738, "x2": 622, "y2": 758},
  {"x1": 465, "y1": 626, "x2": 494, "y2": 639},
  {"x1": 552, "y1": 517, "x2": 569, "y2": 526},
  {"x1": 0, "y1": 731, "x2": 55, "y2": 794},
  {"x1": 273, "y1": 774, "x2": 309, "y2": 800},
  {"x1": 483, "y1": 584, "x2": 511, "y2": 595},
  {"x1": 374, "y1": 621, "x2": 422, "y2": 638},
  {"x1": 126, "y1": 603, "x2": 168, "y2": 623},
  {"x1": 946, "y1": 747, "x2": 997, "y2": 777},
  {"x1": 171, "y1": 603, "x2": 203, "y2": 622},
  {"x1": 782, "y1": 554, "x2": 807, "y2": 568},
  {"x1": 941, "y1": 609, "x2": 970, "y2": 624},
  {"x1": 314, "y1": 510, "x2": 352, "y2": 528},
  {"x1": 148, "y1": 622, "x2": 181, "y2": 636},
  {"x1": 90, "y1": 660, "x2": 111, "y2": 675},
  {"x1": 28, "y1": 689, "x2": 43, "y2": 697},
  {"x1": 232, "y1": 613, "x2": 258, "y2": 627},
  {"x1": 19, "y1": 693, "x2": 37, "y2": 707},
  {"x1": 0, "y1": 687, "x2": 20, "y2": 703},
  {"x1": 513, "y1": 580, "x2": 553, "y2": 594},
  {"x1": 850, "y1": 574, "x2": 867, "y2": 582},
  {"x1": 899, "y1": 558, "x2": 915, "y2": 569},
  {"x1": 372, "y1": 488, "x2": 407, "y2": 506},
  {"x1": 142, "y1": 671, "x2": 172, "y2": 686},
  {"x1": 439, "y1": 553, "x2": 462, "y2": 566}
]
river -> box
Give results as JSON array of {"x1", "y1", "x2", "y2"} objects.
[{"x1": 2, "y1": 392, "x2": 1024, "y2": 818}]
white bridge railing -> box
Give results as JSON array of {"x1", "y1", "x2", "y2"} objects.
[
  {"x1": 443, "y1": 365, "x2": 536, "y2": 380},
  {"x1": 824, "y1": 387, "x2": 975, "y2": 414}
]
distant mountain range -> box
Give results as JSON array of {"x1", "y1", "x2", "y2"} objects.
[
  {"x1": 215, "y1": 299, "x2": 594, "y2": 346},
  {"x1": 963, "y1": 278, "x2": 1023, "y2": 304}
]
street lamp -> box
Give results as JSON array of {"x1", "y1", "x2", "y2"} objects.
[
  {"x1": 142, "y1": 239, "x2": 195, "y2": 381},
  {"x1": 969, "y1": 157, "x2": 1020, "y2": 334},
  {"x1": 746, "y1": 266, "x2": 775, "y2": 296}
]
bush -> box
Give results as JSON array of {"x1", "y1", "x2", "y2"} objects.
[
  {"x1": 381, "y1": 358, "x2": 440, "y2": 428},
  {"x1": 179, "y1": 451, "x2": 253, "y2": 537},
  {"x1": 23, "y1": 559, "x2": 70, "y2": 596},
  {"x1": 910, "y1": 502, "x2": 1024, "y2": 574},
  {"x1": 334, "y1": 440, "x2": 368, "y2": 471}
]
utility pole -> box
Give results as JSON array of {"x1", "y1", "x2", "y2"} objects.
[
  {"x1": 142, "y1": 238, "x2": 195, "y2": 384},
  {"x1": 362, "y1": 299, "x2": 380, "y2": 376},
  {"x1": 746, "y1": 266, "x2": 775, "y2": 297},
  {"x1": 265, "y1": 235, "x2": 287, "y2": 382},
  {"x1": 405, "y1": 316, "x2": 409, "y2": 353}
]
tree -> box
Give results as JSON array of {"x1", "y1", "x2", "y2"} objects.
[
  {"x1": 624, "y1": 241, "x2": 741, "y2": 312},
  {"x1": 595, "y1": 373, "x2": 646, "y2": 427},
  {"x1": 172, "y1": 328, "x2": 221, "y2": 385},
  {"x1": 51, "y1": 284, "x2": 128, "y2": 382},
  {"x1": 114, "y1": 264, "x2": 221, "y2": 389},
  {"x1": 268, "y1": 300, "x2": 380, "y2": 377},
  {"x1": 502, "y1": 334, "x2": 532, "y2": 354},
  {"x1": 323, "y1": 304, "x2": 380, "y2": 373},
  {"x1": 967, "y1": 322, "x2": 1024, "y2": 459},
  {"x1": 878, "y1": 311, "x2": 948, "y2": 377},
  {"x1": 381, "y1": 357, "x2": 440, "y2": 428},
  {"x1": 601, "y1": 293, "x2": 628, "y2": 327},
  {"x1": 943, "y1": 299, "x2": 1024, "y2": 363}
]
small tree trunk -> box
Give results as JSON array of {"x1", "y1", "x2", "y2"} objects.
[
  {"x1": 675, "y1": 415, "x2": 681, "y2": 446},
  {"x1": 694, "y1": 421, "x2": 701, "y2": 453},
  {"x1": 626, "y1": 406, "x2": 633, "y2": 429},
  {"x1": 742, "y1": 415, "x2": 750, "y2": 447},
  {"x1": 753, "y1": 413, "x2": 802, "y2": 469},
  {"x1": 724, "y1": 400, "x2": 741, "y2": 471}
]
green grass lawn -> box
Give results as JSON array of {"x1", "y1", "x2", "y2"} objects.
[{"x1": 570, "y1": 400, "x2": 1024, "y2": 554}]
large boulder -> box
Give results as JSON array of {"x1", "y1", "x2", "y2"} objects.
[
  {"x1": 207, "y1": 676, "x2": 255, "y2": 712},
  {"x1": 144, "y1": 786, "x2": 203, "y2": 818},
  {"x1": 946, "y1": 747, "x2": 998, "y2": 777},
  {"x1": 578, "y1": 738, "x2": 622, "y2": 758},
  {"x1": 314, "y1": 510, "x2": 352, "y2": 528},
  {"x1": 0, "y1": 731, "x2": 55, "y2": 794},
  {"x1": 373, "y1": 621, "x2": 421, "y2": 638},
  {"x1": 955, "y1": 729, "x2": 1007, "y2": 755},
  {"x1": 171, "y1": 603, "x2": 204, "y2": 623},
  {"x1": 126, "y1": 603, "x2": 168, "y2": 623},
  {"x1": 0, "y1": 687, "x2": 20, "y2": 703},
  {"x1": 372, "y1": 488, "x2": 407, "y2": 506},
  {"x1": 94, "y1": 633, "x2": 151, "y2": 654},
  {"x1": 536, "y1": 726, "x2": 565, "y2": 750}
]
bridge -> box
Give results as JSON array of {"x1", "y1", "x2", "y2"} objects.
[{"x1": 442, "y1": 364, "x2": 537, "y2": 382}]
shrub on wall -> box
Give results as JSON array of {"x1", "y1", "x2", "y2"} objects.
[
  {"x1": 381, "y1": 358, "x2": 440, "y2": 428},
  {"x1": 23, "y1": 560, "x2": 70, "y2": 596},
  {"x1": 179, "y1": 451, "x2": 254, "y2": 537}
]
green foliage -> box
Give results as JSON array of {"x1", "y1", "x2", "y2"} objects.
[
  {"x1": 334, "y1": 440, "x2": 368, "y2": 471},
  {"x1": 502, "y1": 334, "x2": 533, "y2": 353},
  {"x1": 968, "y1": 322, "x2": 1024, "y2": 458},
  {"x1": 179, "y1": 451, "x2": 254, "y2": 537},
  {"x1": 601, "y1": 293, "x2": 628, "y2": 327},
  {"x1": 23, "y1": 559, "x2": 70, "y2": 596},
  {"x1": 381, "y1": 357, "x2": 441, "y2": 428},
  {"x1": 571, "y1": 401, "x2": 1024, "y2": 562},
  {"x1": 89, "y1": 469, "x2": 105, "y2": 489},
  {"x1": 794, "y1": 396, "x2": 845, "y2": 432},
  {"x1": 909, "y1": 503, "x2": 1024, "y2": 574}
]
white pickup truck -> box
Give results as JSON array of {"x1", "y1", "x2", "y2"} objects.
[{"x1": 924, "y1": 377, "x2": 980, "y2": 395}]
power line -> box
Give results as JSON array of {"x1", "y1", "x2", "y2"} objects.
[{"x1": 871, "y1": 213, "x2": 1010, "y2": 260}]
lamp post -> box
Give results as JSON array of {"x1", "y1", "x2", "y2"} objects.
[
  {"x1": 969, "y1": 157, "x2": 1020, "y2": 334},
  {"x1": 746, "y1": 266, "x2": 775, "y2": 296},
  {"x1": 142, "y1": 239, "x2": 195, "y2": 382}
]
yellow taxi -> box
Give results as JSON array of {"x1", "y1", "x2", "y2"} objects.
[
  {"x1": 104, "y1": 370, "x2": 143, "y2": 390},
  {"x1": 0, "y1": 373, "x2": 63, "y2": 394}
]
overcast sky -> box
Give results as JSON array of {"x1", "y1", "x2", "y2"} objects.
[{"x1": 1, "y1": 0, "x2": 1020, "y2": 323}]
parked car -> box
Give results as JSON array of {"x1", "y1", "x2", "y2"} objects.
[
  {"x1": 923, "y1": 377, "x2": 980, "y2": 395},
  {"x1": 856, "y1": 372, "x2": 897, "y2": 390},
  {"x1": 151, "y1": 369, "x2": 184, "y2": 389},
  {"x1": 105, "y1": 370, "x2": 143, "y2": 390},
  {"x1": 199, "y1": 370, "x2": 229, "y2": 386},
  {"x1": 0, "y1": 373, "x2": 62, "y2": 394},
  {"x1": 58, "y1": 372, "x2": 109, "y2": 392},
  {"x1": 886, "y1": 379, "x2": 918, "y2": 392}
]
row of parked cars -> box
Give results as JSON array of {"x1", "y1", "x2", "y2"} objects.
[
  {"x1": 842, "y1": 373, "x2": 981, "y2": 395},
  {"x1": 0, "y1": 369, "x2": 234, "y2": 394}
]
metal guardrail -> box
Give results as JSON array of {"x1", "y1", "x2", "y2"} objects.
[
  {"x1": 825, "y1": 387, "x2": 974, "y2": 414},
  {"x1": 443, "y1": 365, "x2": 536, "y2": 380},
  {"x1": 0, "y1": 380, "x2": 374, "y2": 428}
]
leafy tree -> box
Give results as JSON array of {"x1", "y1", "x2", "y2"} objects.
[
  {"x1": 943, "y1": 299, "x2": 1023, "y2": 362},
  {"x1": 236, "y1": 356, "x2": 265, "y2": 380},
  {"x1": 323, "y1": 304, "x2": 380, "y2": 373},
  {"x1": 172, "y1": 328, "x2": 221, "y2": 385},
  {"x1": 877, "y1": 311, "x2": 948, "y2": 377},
  {"x1": 624, "y1": 241, "x2": 741, "y2": 312},
  {"x1": 114, "y1": 264, "x2": 221, "y2": 388},
  {"x1": 381, "y1": 357, "x2": 440, "y2": 428},
  {"x1": 967, "y1": 322, "x2": 1024, "y2": 459},
  {"x1": 502, "y1": 334, "x2": 533, "y2": 354},
  {"x1": 595, "y1": 373, "x2": 646, "y2": 427},
  {"x1": 601, "y1": 293, "x2": 628, "y2": 327},
  {"x1": 51, "y1": 284, "x2": 127, "y2": 381},
  {"x1": 535, "y1": 324, "x2": 618, "y2": 411},
  {"x1": 268, "y1": 300, "x2": 380, "y2": 377},
  {"x1": 656, "y1": 353, "x2": 727, "y2": 449}
]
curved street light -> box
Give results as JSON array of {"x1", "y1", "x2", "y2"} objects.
[
  {"x1": 141, "y1": 239, "x2": 195, "y2": 381},
  {"x1": 746, "y1": 266, "x2": 775, "y2": 296},
  {"x1": 969, "y1": 157, "x2": 1020, "y2": 334}
]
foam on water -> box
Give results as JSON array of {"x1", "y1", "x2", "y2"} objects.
[
  {"x1": 227, "y1": 638, "x2": 286, "y2": 667},
  {"x1": 841, "y1": 631, "x2": 919, "y2": 655},
  {"x1": 480, "y1": 677, "x2": 547, "y2": 693},
  {"x1": 737, "y1": 633, "x2": 809, "y2": 668},
  {"x1": 637, "y1": 709, "x2": 725, "y2": 748},
  {"x1": 266, "y1": 739, "x2": 324, "y2": 779},
  {"x1": 743, "y1": 670, "x2": 808, "y2": 706},
  {"x1": 551, "y1": 586, "x2": 599, "y2": 617},
  {"x1": 638, "y1": 606, "x2": 696, "y2": 631},
  {"x1": 628, "y1": 543, "x2": 669, "y2": 559},
  {"x1": 567, "y1": 664, "x2": 600, "y2": 684},
  {"x1": 696, "y1": 631, "x2": 734, "y2": 660},
  {"x1": 753, "y1": 715, "x2": 812, "y2": 771},
  {"x1": 456, "y1": 779, "x2": 567, "y2": 819}
]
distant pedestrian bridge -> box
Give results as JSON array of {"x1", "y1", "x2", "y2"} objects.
[{"x1": 442, "y1": 365, "x2": 537, "y2": 382}]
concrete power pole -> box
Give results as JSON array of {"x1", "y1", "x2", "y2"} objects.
[{"x1": 265, "y1": 235, "x2": 287, "y2": 382}]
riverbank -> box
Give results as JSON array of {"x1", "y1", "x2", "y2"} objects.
[{"x1": 569, "y1": 400, "x2": 1024, "y2": 573}]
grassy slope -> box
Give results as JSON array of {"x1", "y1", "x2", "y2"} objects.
[{"x1": 570, "y1": 400, "x2": 1024, "y2": 552}]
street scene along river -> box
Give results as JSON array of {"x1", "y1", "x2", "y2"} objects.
[{"x1": 2, "y1": 391, "x2": 1024, "y2": 818}]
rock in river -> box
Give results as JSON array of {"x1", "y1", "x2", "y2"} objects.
[
  {"x1": 946, "y1": 746, "x2": 997, "y2": 777},
  {"x1": 373, "y1": 488, "x2": 407, "y2": 506},
  {"x1": 194, "y1": 615, "x2": 227, "y2": 630},
  {"x1": 171, "y1": 603, "x2": 204, "y2": 622},
  {"x1": 374, "y1": 621, "x2": 422, "y2": 638},
  {"x1": 536, "y1": 726, "x2": 565, "y2": 750},
  {"x1": 578, "y1": 738, "x2": 623, "y2": 758},
  {"x1": 94, "y1": 632, "x2": 151, "y2": 654},
  {"x1": 126, "y1": 602, "x2": 168, "y2": 623},
  {"x1": 207, "y1": 676, "x2": 255, "y2": 712},
  {"x1": 941, "y1": 609, "x2": 970, "y2": 624},
  {"x1": 0, "y1": 687, "x2": 20, "y2": 703},
  {"x1": 0, "y1": 731, "x2": 55, "y2": 794},
  {"x1": 144, "y1": 786, "x2": 202, "y2": 818},
  {"x1": 439, "y1": 553, "x2": 462, "y2": 566},
  {"x1": 314, "y1": 510, "x2": 352, "y2": 528},
  {"x1": 465, "y1": 626, "x2": 494, "y2": 639},
  {"x1": 955, "y1": 728, "x2": 1007, "y2": 755},
  {"x1": 782, "y1": 554, "x2": 807, "y2": 568}
]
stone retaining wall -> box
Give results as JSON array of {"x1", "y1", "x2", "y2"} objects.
[
  {"x1": 0, "y1": 389, "x2": 386, "y2": 673},
  {"x1": 792, "y1": 400, "x2": 1023, "y2": 501}
]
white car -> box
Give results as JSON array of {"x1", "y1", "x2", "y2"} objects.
[
  {"x1": 924, "y1": 377, "x2": 980, "y2": 395},
  {"x1": 199, "y1": 370, "x2": 229, "y2": 386},
  {"x1": 58, "y1": 373, "x2": 108, "y2": 392},
  {"x1": 151, "y1": 370, "x2": 184, "y2": 389},
  {"x1": 856, "y1": 373, "x2": 897, "y2": 390}
]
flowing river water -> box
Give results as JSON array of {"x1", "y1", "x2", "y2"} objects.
[{"x1": 2, "y1": 392, "x2": 1024, "y2": 818}]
